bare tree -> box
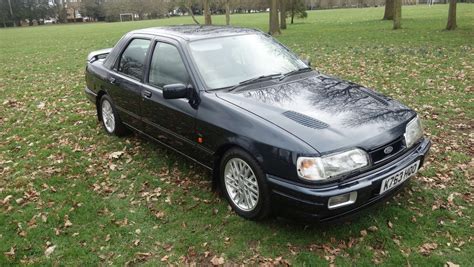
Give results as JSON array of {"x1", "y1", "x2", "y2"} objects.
[
  {"x1": 181, "y1": 0, "x2": 200, "y2": 24},
  {"x1": 393, "y1": 0, "x2": 401, "y2": 29},
  {"x1": 269, "y1": 0, "x2": 280, "y2": 35},
  {"x1": 383, "y1": 0, "x2": 393, "y2": 20},
  {"x1": 280, "y1": 0, "x2": 287, "y2": 29},
  {"x1": 288, "y1": 0, "x2": 307, "y2": 24},
  {"x1": 203, "y1": 0, "x2": 212, "y2": 25},
  {"x1": 225, "y1": 0, "x2": 230, "y2": 25},
  {"x1": 446, "y1": 0, "x2": 457, "y2": 30},
  {"x1": 7, "y1": 0, "x2": 14, "y2": 26}
]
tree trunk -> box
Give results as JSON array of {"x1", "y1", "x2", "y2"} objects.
[
  {"x1": 7, "y1": 0, "x2": 15, "y2": 27},
  {"x1": 225, "y1": 0, "x2": 230, "y2": 25},
  {"x1": 446, "y1": 0, "x2": 457, "y2": 30},
  {"x1": 269, "y1": 0, "x2": 280, "y2": 35},
  {"x1": 383, "y1": 0, "x2": 394, "y2": 20},
  {"x1": 393, "y1": 0, "x2": 401, "y2": 29},
  {"x1": 203, "y1": 0, "x2": 212, "y2": 25},
  {"x1": 186, "y1": 3, "x2": 200, "y2": 25},
  {"x1": 280, "y1": 0, "x2": 287, "y2": 29}
]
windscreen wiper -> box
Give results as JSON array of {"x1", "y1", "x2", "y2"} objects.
[
  {"x1": 279, "y1": 67, "x2": 312, "y2": 81},
  {"x1": 227, "y1": 73, "x2": 282, "y2": 92}
]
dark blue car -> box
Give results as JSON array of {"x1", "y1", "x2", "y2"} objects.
[{"x1": 85, "y1": 25, "x2": 431, "y2": 221}]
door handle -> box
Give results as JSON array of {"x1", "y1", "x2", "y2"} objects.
[
  {"x1": 142, "y1": 90, "x2": 152, "y2": 98},
  {"x1": 108, "y1": 77, "x2": 118, "y2": 84}
]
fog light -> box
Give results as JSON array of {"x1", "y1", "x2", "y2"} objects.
[{"x1": 328, "y1": 191, "x2": 357, "y2": 210}]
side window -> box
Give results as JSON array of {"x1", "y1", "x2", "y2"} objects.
[
  {"x1": 118, "y1": 39, "x2": 151, "y2": 80},
  {"x1": 149, "y1": 42, "x2": 189, "y2": 88}
]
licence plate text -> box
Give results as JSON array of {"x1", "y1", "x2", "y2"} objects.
[{"x1": 380, "y1": 161, "x2": 420, "y2": 195}]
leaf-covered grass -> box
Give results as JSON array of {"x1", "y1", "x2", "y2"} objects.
[{"x1": 1, "y1": 4, "x2": 473, "y2": 266}]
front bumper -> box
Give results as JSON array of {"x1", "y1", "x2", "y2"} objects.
[{"x1": 267, "y1": 138, "x2": 431, "y2": 222}]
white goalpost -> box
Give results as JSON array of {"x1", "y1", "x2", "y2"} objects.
[
  {"x1": 119, "y1": 13, "x2": 134, "y2": 22},
  {"x1": 427, "y1": 0, "x2": 436, "y2": 6}
]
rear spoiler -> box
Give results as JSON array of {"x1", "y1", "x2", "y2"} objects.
[{"x1": 87, "y1": 48, "x2": 113, "y2": 63}]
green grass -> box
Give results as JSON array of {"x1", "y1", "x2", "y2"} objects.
[{"x1": 1, "y1": 4, "x2": 473, "y2": 266}]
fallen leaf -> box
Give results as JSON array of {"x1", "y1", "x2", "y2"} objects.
[
  {"x1": 109, "y1": 151, "x2": 124, "y2": 159},
  {"x1": 134, "y1": 252, "x2": 152, "y2": 261},
  {"x1": 368, "y1": 226, "x2": 378, "y2": 232},
  {"x1": 360, "y1": 230, "x2": 368, "y2": 237},
  {"x1": 37, "y1": 102, "x2": 46, "y2": 109},
  {"x1": 44, "y1": 245, "x2": 56, "y2": 258},
  {"x1": 154, "y1": 211, "x2": 165, "y2": 219},
  {"x1": 160, "y1": 255, "x2": 169, "y2": 262},
  {"x1": 388, "y1": 221, "x2": 393, "y2": 229},
  {"x1": 419, "y1": 242, "x2": 438, "y2": 256},
  {"x1": 445, "y1": 261, "x2": 460, "y2": 267},
  {"x1": 210, "y1": 255, "x2": 225, "y2": 265},
  {"x1": 4, "y1": 247, "x2": 15, "y2": 258},
  {"x1": 2, "y1": 195, "x2": 12, "y2": 205},
  {"x1": 64, "y1": 215, "x2": 72, "y2": 227}
]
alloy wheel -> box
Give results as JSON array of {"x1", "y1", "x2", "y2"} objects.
[
  {"x1": 101, "y1": 99, "x2": 115, "y2": 133},
  {"x1": 224, "y1": 158, "x2": 260, "y2": 211}
]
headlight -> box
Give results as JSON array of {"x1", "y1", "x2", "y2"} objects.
[
  {"x1": 297, "y1": 149, "x2": 369, "y2": 181},
  {"x1": 404, "y1": 116, "x2": 423, "y2": 148}
]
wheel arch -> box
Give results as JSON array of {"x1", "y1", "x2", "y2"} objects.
[{"x1": 211, "y1": 140, "x2": 265, "y2": 191}]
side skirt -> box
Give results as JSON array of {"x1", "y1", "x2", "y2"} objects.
[{"x1": 123, "y1": 122, "x2": 214, "y2": 171}]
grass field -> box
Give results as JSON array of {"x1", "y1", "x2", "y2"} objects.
[{"x1": 1, "y1": 4, "x2": 473, "y2": 266}]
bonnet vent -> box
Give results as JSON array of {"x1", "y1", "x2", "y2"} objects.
[{"x1": 282, "y1": 111, "x2": 329, "y2": 129}]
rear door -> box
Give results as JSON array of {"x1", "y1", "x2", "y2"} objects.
[
  {"x1": 107, "y1": 37, "x2": 152, "y2": 130},
  {"x1": 141, "y1": 39, "x2": 199, "y2": 157}
]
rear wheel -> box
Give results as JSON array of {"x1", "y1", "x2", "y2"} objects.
[
  {"x1": 99, "y1": 95, "x2": 129, "y2": 136},
  {"x1": 220, "y1": 148, "x2": 271, "y2": 220}
]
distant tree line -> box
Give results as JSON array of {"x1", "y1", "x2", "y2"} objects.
[
  {"x1": 1, "y1": 0, "x2": 53, "y2": 27},
  {"x1": 0, "y1": 0, "x2": 469, "y2": 30}
]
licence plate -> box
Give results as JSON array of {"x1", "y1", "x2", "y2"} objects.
[{"x1": 380, "y1": 161, "x2": 420, "y2": 195}]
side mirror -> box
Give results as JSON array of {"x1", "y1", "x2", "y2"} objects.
[
  {"x1": 299, "y1": 54, "x2": 311, "y2": 67},
  {"x1": 163, "y1": 83, "x2": 190, "y2": 99},
  {"x1": 303, "y1": 59, "x2": 311, "y2": 67}
]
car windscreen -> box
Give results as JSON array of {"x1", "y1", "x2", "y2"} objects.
[{"x1": 188, "y1": 34, "x2": 307, "y2": 90}]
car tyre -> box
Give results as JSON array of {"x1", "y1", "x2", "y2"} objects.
[
  {"x1": 220, "y1": 148, "x2": 271, "y2": 220},
  {"x1": 99, "y1": 95, "x2": 129, "y2": 136}
]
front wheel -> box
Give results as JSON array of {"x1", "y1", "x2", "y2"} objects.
[
  {"x1": 99, "y1": 95, "x2": 129, "y2": 136},
  {"x1": 220, "y1": 148, "x2": 271, "y2": 220}
]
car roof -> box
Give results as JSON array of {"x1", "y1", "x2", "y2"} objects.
[{"x1": 132, "y1": 25, "x2": 263, "y2": 41}]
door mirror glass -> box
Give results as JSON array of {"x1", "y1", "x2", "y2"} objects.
[{"x1": 163, "y1": 83, "x2": 189, "y2": 99}]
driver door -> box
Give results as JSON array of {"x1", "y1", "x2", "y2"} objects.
[{"x1": 141, "y1": 40, "x2": 198, "y2": 157}]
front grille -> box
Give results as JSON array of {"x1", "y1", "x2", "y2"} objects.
[{"x1": 369, "y1": 137, "x2": 406, "y2": 165}]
